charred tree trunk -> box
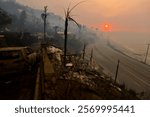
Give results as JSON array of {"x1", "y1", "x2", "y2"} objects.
[{"x1": 64, "y1": 18, "x2": 68, "y2": 67}]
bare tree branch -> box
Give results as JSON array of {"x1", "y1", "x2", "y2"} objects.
[
  {"x1": 69, "y1": 1, "x2": 86, "y2": 13},
  {"x1": 63, "y1": 8, "x2": 67, "y2": 17},
  {"x1": 68, "y1": 17, "x2": 80, "y2": 27}
]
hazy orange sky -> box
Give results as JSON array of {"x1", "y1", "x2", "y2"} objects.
[{"x1": 16, "y1": 0, "x2": 150, "y2": 32}]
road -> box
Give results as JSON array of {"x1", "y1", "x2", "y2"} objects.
[{"x1": 87, "y1": 41, "x2": 150, "y2": 98}]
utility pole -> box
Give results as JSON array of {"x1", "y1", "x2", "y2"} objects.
[
  {"x1": 40, "y1": 6, "x2": 48, "y2": 98},
  {"x1": 41, "y1": 6, "x2": 48, "y2": 42},
  {"x1": 82, "y1": 44, "x2": 86, "y2": 60},
  {"x1": 144, "y1": 44, "x2": 150, "y2": 64},
  {"x1": 114, "y1": 60, "x2": 120, "y2": 85}
]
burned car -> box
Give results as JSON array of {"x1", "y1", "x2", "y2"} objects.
[{"x1": 0, "y1": 47, "x2": 40, "y2": 77}]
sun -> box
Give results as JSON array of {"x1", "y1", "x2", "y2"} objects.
[
  {"x1": 101, "y1": 23, "x2": 112, "y2": 31},
  {"x1": 104, "y1": 24, "x2": 109, "y2": 28}
]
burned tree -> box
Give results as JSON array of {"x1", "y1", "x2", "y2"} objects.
[
  {"x1": 63, "y1": 1, "x2": 85, "y2": 67},
  {"x1": 0, "y1": 8, "x2": 12, "y2": 30},
  {"x1": 19, "y1": 10, "x2": 26, "y2": 32}
]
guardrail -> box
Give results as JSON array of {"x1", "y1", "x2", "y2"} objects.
[
  {"x1": 34, "y1": 66, "x2": 42, "y2": 99},
  {"x1": 34, "y1": 47, "x2": 45, "y2": 100}
]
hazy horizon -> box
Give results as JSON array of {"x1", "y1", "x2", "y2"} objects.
[
  {"x1": 14, "y1": 0, "x2": 150, "y2": 55},
  {"x1": 16, "y1": 0, "x2": 150, "y2": 32}
]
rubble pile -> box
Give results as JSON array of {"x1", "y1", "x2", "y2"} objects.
[{"x1": 44, "y1": 46, "x2": 139, "y2": 100}]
